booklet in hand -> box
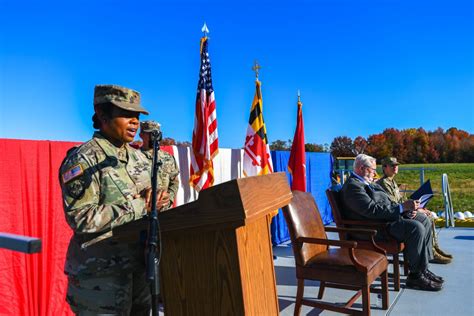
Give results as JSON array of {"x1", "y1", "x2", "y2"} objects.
[{"x1": 410, "y1": 180, "x2": 434, "y2": 208}]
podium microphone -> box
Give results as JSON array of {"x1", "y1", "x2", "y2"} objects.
[
  {"x1": 147, "y1": 124, "x2": 163, "y2": 315},
  {"x1": 150, "y1": 128, "x2": 162, "y2": 142}
]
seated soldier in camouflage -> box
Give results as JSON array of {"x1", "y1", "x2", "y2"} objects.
[
  {"x1": 59, "y1": 85, "x2": 169, "y2": 315},
  {"x1": 377, "y1": 157, "x2": 453, "y2": 264},
  {"x1": 139, "y1": 120, "x2": 179, "y2": 211}
]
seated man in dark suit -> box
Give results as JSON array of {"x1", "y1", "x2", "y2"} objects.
[{"x1": 340, "y1": 154, "x2": 443, "y2": 291}]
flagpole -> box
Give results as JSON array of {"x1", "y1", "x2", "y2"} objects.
[
  {"x1": 201, "y1": 22, "x2": 209, "y2": 37},
  {"x1": 252, "y1": 60, "x2": 261, "y2": 80},
  {"x1": 191, "y1": 22, "x2": 219, "y2": 192},
  {"x1": 200, "y1": 23, "x2": 209, "y2": 53}
]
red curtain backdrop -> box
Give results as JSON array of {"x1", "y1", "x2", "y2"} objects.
[
  {"x1": 0, "y1": 139, "x2": 175, "y2": 315},
  {"x1": 0, "y1": 139, "x2": 78, "y2": 315}
]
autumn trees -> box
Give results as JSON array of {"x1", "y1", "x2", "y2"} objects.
[
  {"x1": 135, "y1": 127, "x2": 472, "y2": 163},
  {"x1": 329, "y1": 127, "x2": 473, "y2": 163}
]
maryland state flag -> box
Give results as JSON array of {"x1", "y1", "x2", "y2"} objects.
[
  {"x1": 243, "y1": 79, "x2": 277, "y2": 217},
  {"x1": 190, "y1": 36, "x2": 219, "y2": 192},
  {"x1": 243, "y1": 79, "x2": 274, "y2": 177},
  {"x1": 288, "y1": 94, "x2": 306, "y2": 191}
]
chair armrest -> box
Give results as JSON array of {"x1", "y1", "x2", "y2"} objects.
[
  {"x1": 325, "y1": 226, "x2": 377, "y2": 236},
  {"x1": 297, "y1": 237, "x2": 372, "y2": 272},
  {"x1": 297, "y1": 236, "x2": 357, "y2": 249},
  {"x1": 325, "y1": 227, "x2": 386, "y2": 255}
]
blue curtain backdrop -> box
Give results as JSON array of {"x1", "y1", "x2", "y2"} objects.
[{"x1": 270, "y1": 151, "x2": 333, "y2": 245}]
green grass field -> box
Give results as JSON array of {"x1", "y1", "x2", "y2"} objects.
[{"x1": 377, "y1": 163, "x2": 474, "y2": 214}]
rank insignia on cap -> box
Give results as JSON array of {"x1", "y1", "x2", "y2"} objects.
[{"x1": 62, "y1": 164, "x2": 84, "y2": 183}]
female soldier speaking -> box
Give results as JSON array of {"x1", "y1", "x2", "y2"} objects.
[{"x1": 59, "y1": 84, "x2": 165, "y2": 315}]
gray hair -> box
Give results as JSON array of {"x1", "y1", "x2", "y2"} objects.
[{"x1": 353, "y1": 154, "x2": 376, "y2": 170}]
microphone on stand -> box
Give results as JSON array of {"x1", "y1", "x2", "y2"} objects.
[
  {"x1": 146, "y1": 125, "x2": 162, "y2": 149},
  {"x1": 146, "y1": 124, "x2": 164, "y2": 315},
  {"x1": 150, "y1": 128, "x2": 163, "y2": 143}
]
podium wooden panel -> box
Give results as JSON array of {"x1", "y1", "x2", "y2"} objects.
[{"x1": 112, "y1": 172, "x2": 292, "y2": 315}]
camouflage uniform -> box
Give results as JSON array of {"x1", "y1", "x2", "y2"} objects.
[
  {"x1": 141, "y1": 149, "x2": 179, "y2": 210},
  {"x1": 139, "y1": 120, "x2": 179, "y2": 211},
  {"x1": 377, "y1": 175, "x2": 406, "y2": 204},
  {"x1": 60, "y1": 85, "x2": 152, "y2": 315},
  {"x1": 377, "y1": 157, "x2": 435, "y2": 262},
  {"x1": 376, "y1": 157, "x2": 405, "y2": 204}
]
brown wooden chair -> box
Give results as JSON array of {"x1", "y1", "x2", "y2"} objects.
[
  {"x1": 326, "y1": 189, "x2": 409, "y2": 291},
  {"x1": 282, "y1": 190, "x2": 389, "y2": 316}
]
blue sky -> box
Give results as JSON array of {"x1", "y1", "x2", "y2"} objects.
[{"x1": 0, "y1": 0, "x2": 473, "y2": 148}]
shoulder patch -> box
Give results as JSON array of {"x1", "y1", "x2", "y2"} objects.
[
  {"x1": 66, "y1": 179, "x2": 86, "y2": 199},
  {"x1": 62, "y1": 164, "x2": 84, "y2": 183}
]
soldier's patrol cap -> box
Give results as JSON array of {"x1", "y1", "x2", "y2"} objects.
[
  {"x1": 381, "y1": 157, "x2": 400, "y2": 166},
  {"x1": 140, "y1": 120, "x2": 161, "y2": 133},
  {"x1": 94, "y1": 84, "x2": 149, "y2": 115}
]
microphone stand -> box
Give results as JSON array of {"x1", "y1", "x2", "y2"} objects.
[{"x1": 147, "y1": 129, "x2": 162, "y2": 316}]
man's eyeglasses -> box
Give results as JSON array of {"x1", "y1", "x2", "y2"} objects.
[{"x1": 364, "y1": 166, "x2": 377, "y2": 172}]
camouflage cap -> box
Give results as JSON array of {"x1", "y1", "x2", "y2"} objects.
[
  {"x1": 140, "y1": 120, "x2": 161, "y2": 133},
  {"x1": 94, "y1": 84, "x2": 149, "y2": 115},
  {"x1": 381, "y1": 157, "x2": 400, "y2": 166}
]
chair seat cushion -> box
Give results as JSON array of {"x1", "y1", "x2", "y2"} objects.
[{"x1": 306, "y1": 248, "x2": 387, "y2": 272}]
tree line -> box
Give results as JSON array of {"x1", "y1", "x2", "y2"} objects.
[
  {"x1": 269, "y1": 139, "x2": 330, "y2": 152},
  {"x1": 146, "y1": 127, "x2": 473, "y2": 163},
  {"x1": 330, "y1": 127, "x2": 473, "y2": 163}
]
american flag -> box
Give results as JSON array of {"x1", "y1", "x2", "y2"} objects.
[{"x1": 190, "y1": 36, "x2": 219, "y2": 192}]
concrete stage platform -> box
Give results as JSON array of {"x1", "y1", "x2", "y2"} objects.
[{"x1": 276, "y1": 227, "x2": 474, "y2": 316}]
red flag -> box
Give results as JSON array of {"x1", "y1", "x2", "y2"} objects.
[
  {"x1": 190, "y1": 36, "x2": 219, "y2": 192},
  {"x1": 288, "y1": 95, "x2": 306, "y2": 191}
]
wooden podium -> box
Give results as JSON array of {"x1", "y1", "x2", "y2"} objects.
[
  {"x1": 159, "y1": 172, "x2": 291, "y2": 315},
  {"x1": 109, "y1": 172, "x2": 291, "y2": 315}
]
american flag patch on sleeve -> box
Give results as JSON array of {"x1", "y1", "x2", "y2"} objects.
[{"x1": 62, "y1": 164, "x2": 84, "y2": 183}]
